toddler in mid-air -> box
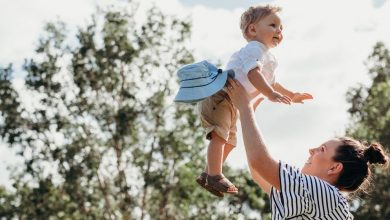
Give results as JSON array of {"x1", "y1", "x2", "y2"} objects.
[{"x1": 176, "y1": 5, "x2": 313, "y2": 197}]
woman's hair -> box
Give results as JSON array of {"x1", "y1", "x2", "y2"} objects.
[
  {"x1": 333, "y1": 137, "x2": 389, "y2": 193},
  {"x1": 240, "y1": 5, "x2": 282, "y2": 41}
]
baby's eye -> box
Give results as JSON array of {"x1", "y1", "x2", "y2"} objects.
[
  {"x1": 270, "y1": 24, "x2": 276, "y2": 28},
  {"x1": 321, "y1": 146, "x2": 325, "y2": 152}
]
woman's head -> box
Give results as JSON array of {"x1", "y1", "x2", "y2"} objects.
[
  {"x1": 302, "y1": 137, "x2": 389, "y2": 193},
  {"x1": 333, "y1": 137, "x2": 388, "y2": 192}
]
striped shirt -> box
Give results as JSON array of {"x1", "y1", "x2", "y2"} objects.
[{"x1": 270, "y1": 162, "x2": 354, "y2": 220}]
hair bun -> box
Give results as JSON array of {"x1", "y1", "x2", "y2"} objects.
[{"x1": 364, "y1": 143, "x2": 388, "y2": 165}]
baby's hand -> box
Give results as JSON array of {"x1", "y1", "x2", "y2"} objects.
[
  {"x1": 268, "y1": 91, "x2": 291, "y2": 105},
  {"x1": 291, "y1": 92, "x2": 313, "y2": 104}
]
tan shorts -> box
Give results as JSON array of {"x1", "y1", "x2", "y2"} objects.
[{"x1": 197, "y1": 90, "x2": 238, "y2": 146}]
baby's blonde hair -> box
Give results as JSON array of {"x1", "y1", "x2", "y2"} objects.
[{"x1": 240, "y1": 5, "x2": 282, "y2": 40}]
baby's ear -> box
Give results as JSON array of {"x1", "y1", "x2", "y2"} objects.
[{"x1": 247, "y1": 24, "x2": 256, "y2": 36}]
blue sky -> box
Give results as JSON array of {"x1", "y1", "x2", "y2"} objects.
[{"x1": 179, "y1": 0, "x2": 273, "y2": 9}]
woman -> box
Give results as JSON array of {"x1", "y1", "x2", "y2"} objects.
[{"x1": 225, "y1": 78, "x2": 389, "y2": 219}]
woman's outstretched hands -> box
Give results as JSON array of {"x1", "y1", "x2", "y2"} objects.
[{"x1": 226, "y1": 78, "x2": 264, "y2": 111}]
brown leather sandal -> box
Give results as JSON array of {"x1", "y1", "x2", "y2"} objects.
[
  {"x1": 206, "y1": 174, "x2": 238, "y2": 194},
  {"x1": 196, "y1": 172, "x2": 224, "y2": 197}
]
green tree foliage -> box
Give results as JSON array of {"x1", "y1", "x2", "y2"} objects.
[
  {"x1": 0, "y1": 2, "x2": 269, "y2": 219},
  {"x1": 346, "y1": 42, "x2": 390, "y2": 219}
]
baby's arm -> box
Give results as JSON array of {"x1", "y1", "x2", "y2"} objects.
[
  {"x1": 273, "y1": 82, "x2": 294, "y2": 99},
  {"x1": 247, "y1": 67, "x2": 291, "y2": 104},
  {"x1": 273, "y1": 82, "x2": 314, "y2": 104}
]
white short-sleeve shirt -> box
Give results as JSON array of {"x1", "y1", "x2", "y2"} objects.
[
  {"x1": 270, "y1": 162, "x2": 354, "y2": 220},
  {"x1": 226, "y1": 41, "x2": 277, "y2": 95}
]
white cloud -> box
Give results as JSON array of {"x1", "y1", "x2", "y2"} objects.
[{"x1": 0, "y1": 0, "x2": 87, "y2": 65}]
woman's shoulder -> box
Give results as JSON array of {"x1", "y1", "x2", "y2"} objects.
[
  {"x1": 278, "y1": 162, "x2": 352, "y2": 219},
  {"x1": 302, "y1": 173, "x2": 351, "y2": 212},
  {"x1": 302, "y1": 172, "x2": 340, "y2": 195},
  {"x1": 304, "y1": 174, "x2": 353, "y2": 219},
  {"x1": 279, "y1": 161, "x2": 304, "y2": 181},
  {"x1": 280, "y1": 162, "x2": 344, "y2": 203}
]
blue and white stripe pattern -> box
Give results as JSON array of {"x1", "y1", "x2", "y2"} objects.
[{"x1": 270, "y1": 162, "x2": 354, "y2": 220}]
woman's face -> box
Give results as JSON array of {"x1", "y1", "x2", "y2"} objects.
[{"x1": 302, "y1": 139, "x2": 342, "y2": 179}]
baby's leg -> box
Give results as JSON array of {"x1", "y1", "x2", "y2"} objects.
[
  {"x1": 223, "y1": 143, "x2": 234, "y2": 162},
  {"x1": 196, "y1": 132, "x2": 226, "y2": 197},
  {"x1": 207, "y1": 131, "x2": 226, "y2": 176},
  {"x1": 204, "y1": 141, "x2": 234, "y2": 173},
  {"x1": 205, "y1": 132, "x2": 238, "y2": 194}
]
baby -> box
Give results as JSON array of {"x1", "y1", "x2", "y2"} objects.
[{"x1": 195, "y1": 5, "x2": 313, "y2": 197}]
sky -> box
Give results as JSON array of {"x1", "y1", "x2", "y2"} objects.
[{"x1": 0, "y1": 0, "x2": 390, "y2": 188}]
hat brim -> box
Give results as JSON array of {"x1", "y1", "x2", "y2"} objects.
[{"x1": 174, "y1": 70, "x2": 231, "y2": 103}]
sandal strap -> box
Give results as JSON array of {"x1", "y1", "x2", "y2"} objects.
[
  {"x1": 200, "y1": 172, "x2": 208, "y2": 179},
  {"x1": 208, "y1": 174, "x2": 224, "y2": 181},
  {"x1": 196, "y1": 173, "x2": 224, "y2": 197},
  {"x1": 206, "y1": 175, "x2": 237, "y2": 193}
]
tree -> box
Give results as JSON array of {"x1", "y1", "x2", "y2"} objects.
[
  {"x1": 346, "y1": 42, "x2": 390, "y2": 219},
  {"x1": 0, "y1": 2, "x2": 270, "y2": 219}
]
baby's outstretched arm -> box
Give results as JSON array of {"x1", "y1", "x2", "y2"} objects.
[
  {"x1": 247, "y1": 67, "x2": 291, "y2": 104},
  {"x1": 273, "y1": 82, "x2": 313, "y2": 104},
  {"x1": 272, "y1": 82, "x2": 294, "y2": 99}
]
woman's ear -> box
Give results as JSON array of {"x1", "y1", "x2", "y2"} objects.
[{"x1": 328, "y1": 162, "x2": 343, "y2": 175}]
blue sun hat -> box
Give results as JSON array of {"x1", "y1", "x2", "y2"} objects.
[{"x1": 174, "y1": 60, "x2": 235, "y2": 103}]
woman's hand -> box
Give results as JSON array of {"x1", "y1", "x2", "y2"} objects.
[
  {"x1": 252, "y1": 95, "x2": 265, "y2": 111},
  {"x1": 226, "y1": 78, "x2": 265, "y2": 111}
]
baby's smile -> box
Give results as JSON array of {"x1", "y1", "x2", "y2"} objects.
[{"x1": 272, "y1": 36, "x2": 281, "y2": 45}]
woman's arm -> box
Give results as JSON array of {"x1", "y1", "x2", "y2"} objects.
[
  {"x1": 227, "y1": 78, "x2": 281, "y2": 191},
  {"x1": 239, "y1": 106, "x2": 281, "y2": 190},
  {"x1": 248, "y1": 164, "x2": 272, "y2": 194}
]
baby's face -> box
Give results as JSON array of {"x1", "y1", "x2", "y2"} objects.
[{"x1": 249, "y1": 13, "x2": 283, "y2": 48}]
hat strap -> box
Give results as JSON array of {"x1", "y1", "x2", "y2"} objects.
[
  {"x1": 180, "y1": 69, "x2": 223, "y2": 89},
  {"x1": 180, "y1": 69, "x2": 222, "y2": 82}
]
